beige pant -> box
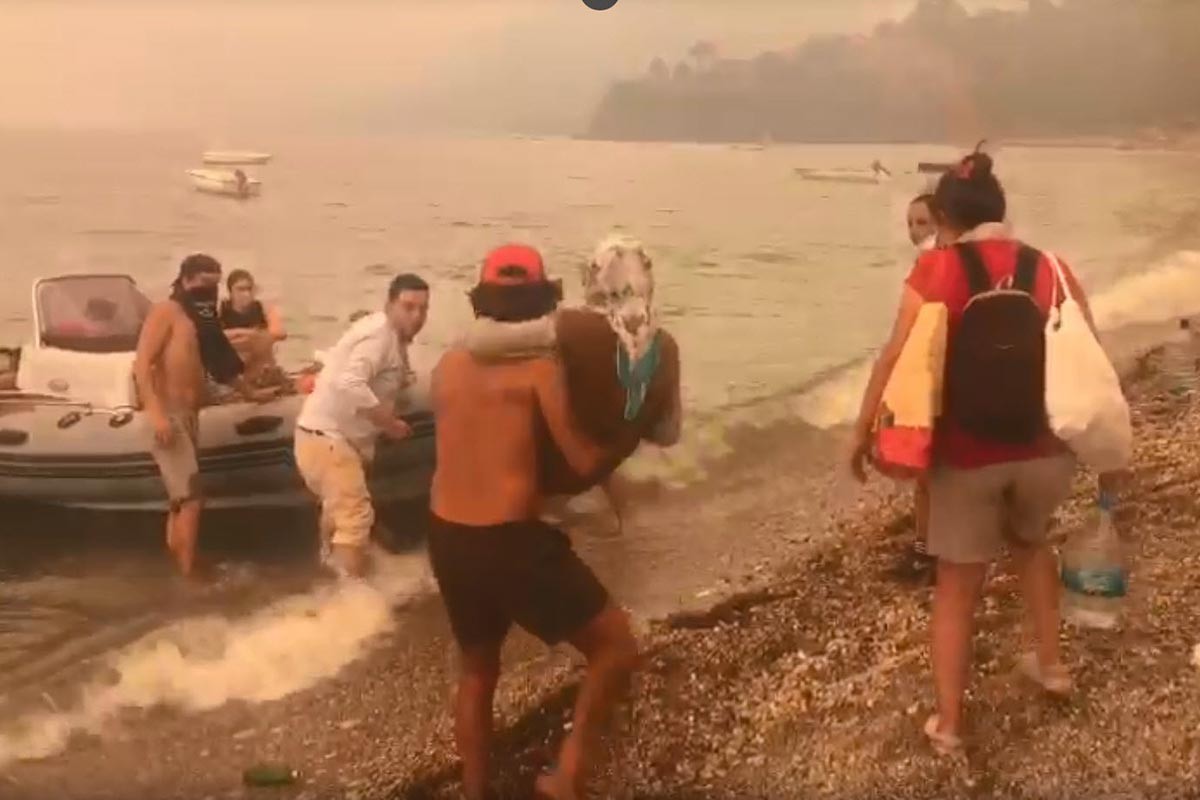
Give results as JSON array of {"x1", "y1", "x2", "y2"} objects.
[{"x1": 293, "y1": 428, "x2": 373, "y2": 550}]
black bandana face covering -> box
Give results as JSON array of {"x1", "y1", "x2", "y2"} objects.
[
  {"x1": 172, "y1": 281, "x2": 244, "y2": 385},
  {"x1": 184, "y1": 285, "x2": 219, "y2": 314}
]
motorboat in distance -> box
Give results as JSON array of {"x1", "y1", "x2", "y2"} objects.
[
  {"x1": 794, "y1": 160, "x2": 892, "y2": 185},
  {"x1": 201, "y1": 151, "x2": 272, "y2": 166},
  {"x1": 187, "y1": 168, "x2": 261, "y2": 199},
  {"x1": 917, "y1": 161, "x2": 956, "y2": 174}
]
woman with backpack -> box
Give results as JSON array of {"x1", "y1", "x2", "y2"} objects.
[{"x1": 849, "y1": 152, "x2": 1095, "y2": 755}]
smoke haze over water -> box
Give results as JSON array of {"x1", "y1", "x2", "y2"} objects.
[{"x1": 0, "y1": 1, "x2": 1026, "y2": 137}]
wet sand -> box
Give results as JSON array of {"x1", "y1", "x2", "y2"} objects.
[{"x1": 3, "y1": 350, "x2": 1199, "y2": 799}]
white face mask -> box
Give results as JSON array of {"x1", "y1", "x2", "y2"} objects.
[{"x1": 584, "y1": 236, "x2": 658, "y2": 362}]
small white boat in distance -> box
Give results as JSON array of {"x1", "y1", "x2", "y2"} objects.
[
  {"x1": 202, "y1": 150, "x2": 272, "y2": 166},
  {"x1": 794, "y1": 160, "x2": 892, "y2": 185},
  {"x1": 187, "y1": 168, "x2": 261, "y2": 199}
]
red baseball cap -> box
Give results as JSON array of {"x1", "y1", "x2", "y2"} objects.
[{"x1": 479, "y1": 244, "x2": 547, "y2": 286}]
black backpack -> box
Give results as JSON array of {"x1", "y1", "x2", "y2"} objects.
[{"x1": 945, "y1": 242, "x2": 1049, "y2": 444}]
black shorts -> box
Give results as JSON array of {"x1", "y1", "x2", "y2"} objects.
[{"x1": 427, "y1": 513, "x2": 610, "y2": 649}]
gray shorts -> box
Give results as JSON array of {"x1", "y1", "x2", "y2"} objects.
[
  {"x1": 926, "y1": 455, "x2": 1075, "y2": 564},
  {"x1": 150, "y1": 411, "x2": 200, "y2": 507}
]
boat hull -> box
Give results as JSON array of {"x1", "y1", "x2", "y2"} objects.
[
  {"x1": 0, "y1": 396, "x2": 435, "y2": 511},
  {"x1": 917, "y1": 161, "x2": 955, "y2": 174},
  {"x1": 202, "y1": 151, "x2": 272, "y2": 166},
  {"x1": 794, "y1": 168, "x2": 885, "y2": 185},
  {"x1": 186, "y1": 170, "x2": 262, "y2": 198}
]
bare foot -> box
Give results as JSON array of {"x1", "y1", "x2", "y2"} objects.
[{"x1": 534, "y1": 769, "x2": 579, "y2": 800}]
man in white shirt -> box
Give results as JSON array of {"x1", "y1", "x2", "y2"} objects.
[{"x1": 294, "y1": 273, "x2": 430, "y2": 577}]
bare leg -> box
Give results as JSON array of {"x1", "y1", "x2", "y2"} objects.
[
  {"x1": 537, "y1": 604, "x2": 639, "y2": 799},
  {"x1": 931, "y1": 560, "x2": 987, "y2": 737},
  {"x1": 1010, "y1": 540, "x2": 1064, "y2": 673},
  {"x1": 915, "y1": 479, "x2": 931, "y2": 553},
  {"x1": 166, "y1": 499, "x2": 202, "y2": 576},
  {"x1": 329, "y1": 544, "x2": 368, "y2": 578},
  {"x1": 317, "y1": 502, "x2": 335, "y2": 564},
  {"x1": 598, "y1": 476, "x2": 628, "y2": 534},
  {"x1": 455, "y1": 643, "x2": 502, "y2": 800},
  {"x1": 164, "y1": 508, "x2": 178, "y2": 565}
]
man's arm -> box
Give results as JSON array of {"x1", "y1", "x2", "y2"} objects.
[
  {"x1": 532, "y1": 357, "x2": 605, "y2": 478},
  {"x1": 1060, "y1": 260, "x2": 1097, "y2": 331},
  {"x1": 133, "y1": 304, "x2": 171, "y2": 419},
  {"x1": 462, "y1": 315, "x2": 554, "y2": 359},
  {"x1": 850, "y1": 284, "x2": 925, "y2": 482},
  {"x1": 336, "y1": 332, "x2": 406, "y2": 435}
]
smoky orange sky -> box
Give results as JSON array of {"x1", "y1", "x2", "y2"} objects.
[{"x1": 0, "y1": 0, "x2": 1025, "y2": 137}]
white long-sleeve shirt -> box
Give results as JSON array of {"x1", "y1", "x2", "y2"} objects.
[{"x1": 297, "y1": 311, "x2": 412, "y2": 456}]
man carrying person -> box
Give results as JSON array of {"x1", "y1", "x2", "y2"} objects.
[
  {"x1": 293, "y1": 273, "x2": 430, "y2": 578},
  {"x1": 134, "y1": 253, "x2": 278, "y2": 577},
  {"x1": 428, "y1": 244, "x2": 642, "y2": 800}
]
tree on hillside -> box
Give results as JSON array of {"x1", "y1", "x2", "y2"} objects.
[
  {"x1": 647, "y1": 57, "x2": 670, "y2": 83},
  {"x1": 584, "y1": 0, "x2": 1200, "y2": 143},
  {"x1": 687, "y1": 40, "x2": 719, "y2": 73}
]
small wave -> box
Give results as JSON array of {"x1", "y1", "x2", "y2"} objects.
[
  {"x1": 621, "y1": 355, "x2": 871, "y2": 488},
  {"x1": 1090, "y1": 250, "x2": 1200, "y2": 330},
  {"x1": 0, "y1": 550, "x2": 434, "y2": 768},
  {"x1": 76, "y1": 228, "x2": 156, "y2": 238},
  {"x1": 742, "y1": 249, "x2": 794, "y2": 265}
]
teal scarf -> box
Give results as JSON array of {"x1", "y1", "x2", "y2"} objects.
[{"x1": 615, "y1": 331, "x2": 661, "y2": 421}]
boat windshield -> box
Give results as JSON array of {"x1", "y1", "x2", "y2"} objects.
[{"x1": 37, "y1": 275, "x2": 151, "y2": 353}]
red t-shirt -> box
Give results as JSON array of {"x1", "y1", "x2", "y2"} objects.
[{"x1": 905, "y1": 238, "x2": 1084, "y2": 469}]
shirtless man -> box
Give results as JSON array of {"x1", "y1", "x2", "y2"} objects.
[
  {"x1": 429, "y1": 244, "x2": 640, "y2": 800},
  {"x1": 134, "y1": 253, "x2": 274, "y2": 576}
]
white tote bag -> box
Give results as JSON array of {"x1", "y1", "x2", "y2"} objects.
[{"x1": 1043, "y1": 253, "x2": 1132, "y2": 472}]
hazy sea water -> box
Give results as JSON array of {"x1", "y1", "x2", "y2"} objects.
[{"x1": 1, "y1": 130, "x2": 1198, "y2": 768}]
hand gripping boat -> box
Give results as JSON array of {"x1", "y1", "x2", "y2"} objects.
[{"x1": 0, "y1": 275, "x2": 435, "y2": 511}]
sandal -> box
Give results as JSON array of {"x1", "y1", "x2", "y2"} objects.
[
  {"x1": 923, "y1": 714, "x2": 963, "y2": 757},
  {"x1": 1017, "y1": 651, "x2": 1072, "y2": 696}
]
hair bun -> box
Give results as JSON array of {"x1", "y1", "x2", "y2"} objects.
[
  {"x1": 953, "y1": 152, "x2": 994, "y2": 182},
  {"x1": 967, "y1": 152, "x2": 994, "y2": 180}
]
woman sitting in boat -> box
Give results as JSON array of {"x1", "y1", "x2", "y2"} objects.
[{"x1": 219, "y1": 269, "x2": 288, "y2": 388}]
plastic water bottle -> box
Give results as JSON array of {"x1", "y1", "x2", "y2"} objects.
[
  {"x1": 1161, "y1": 318, "x2": 1198, "y2": 398},
  {"x1": 1060, "y1": 491, "x2": 1127, "y2": 630}
]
